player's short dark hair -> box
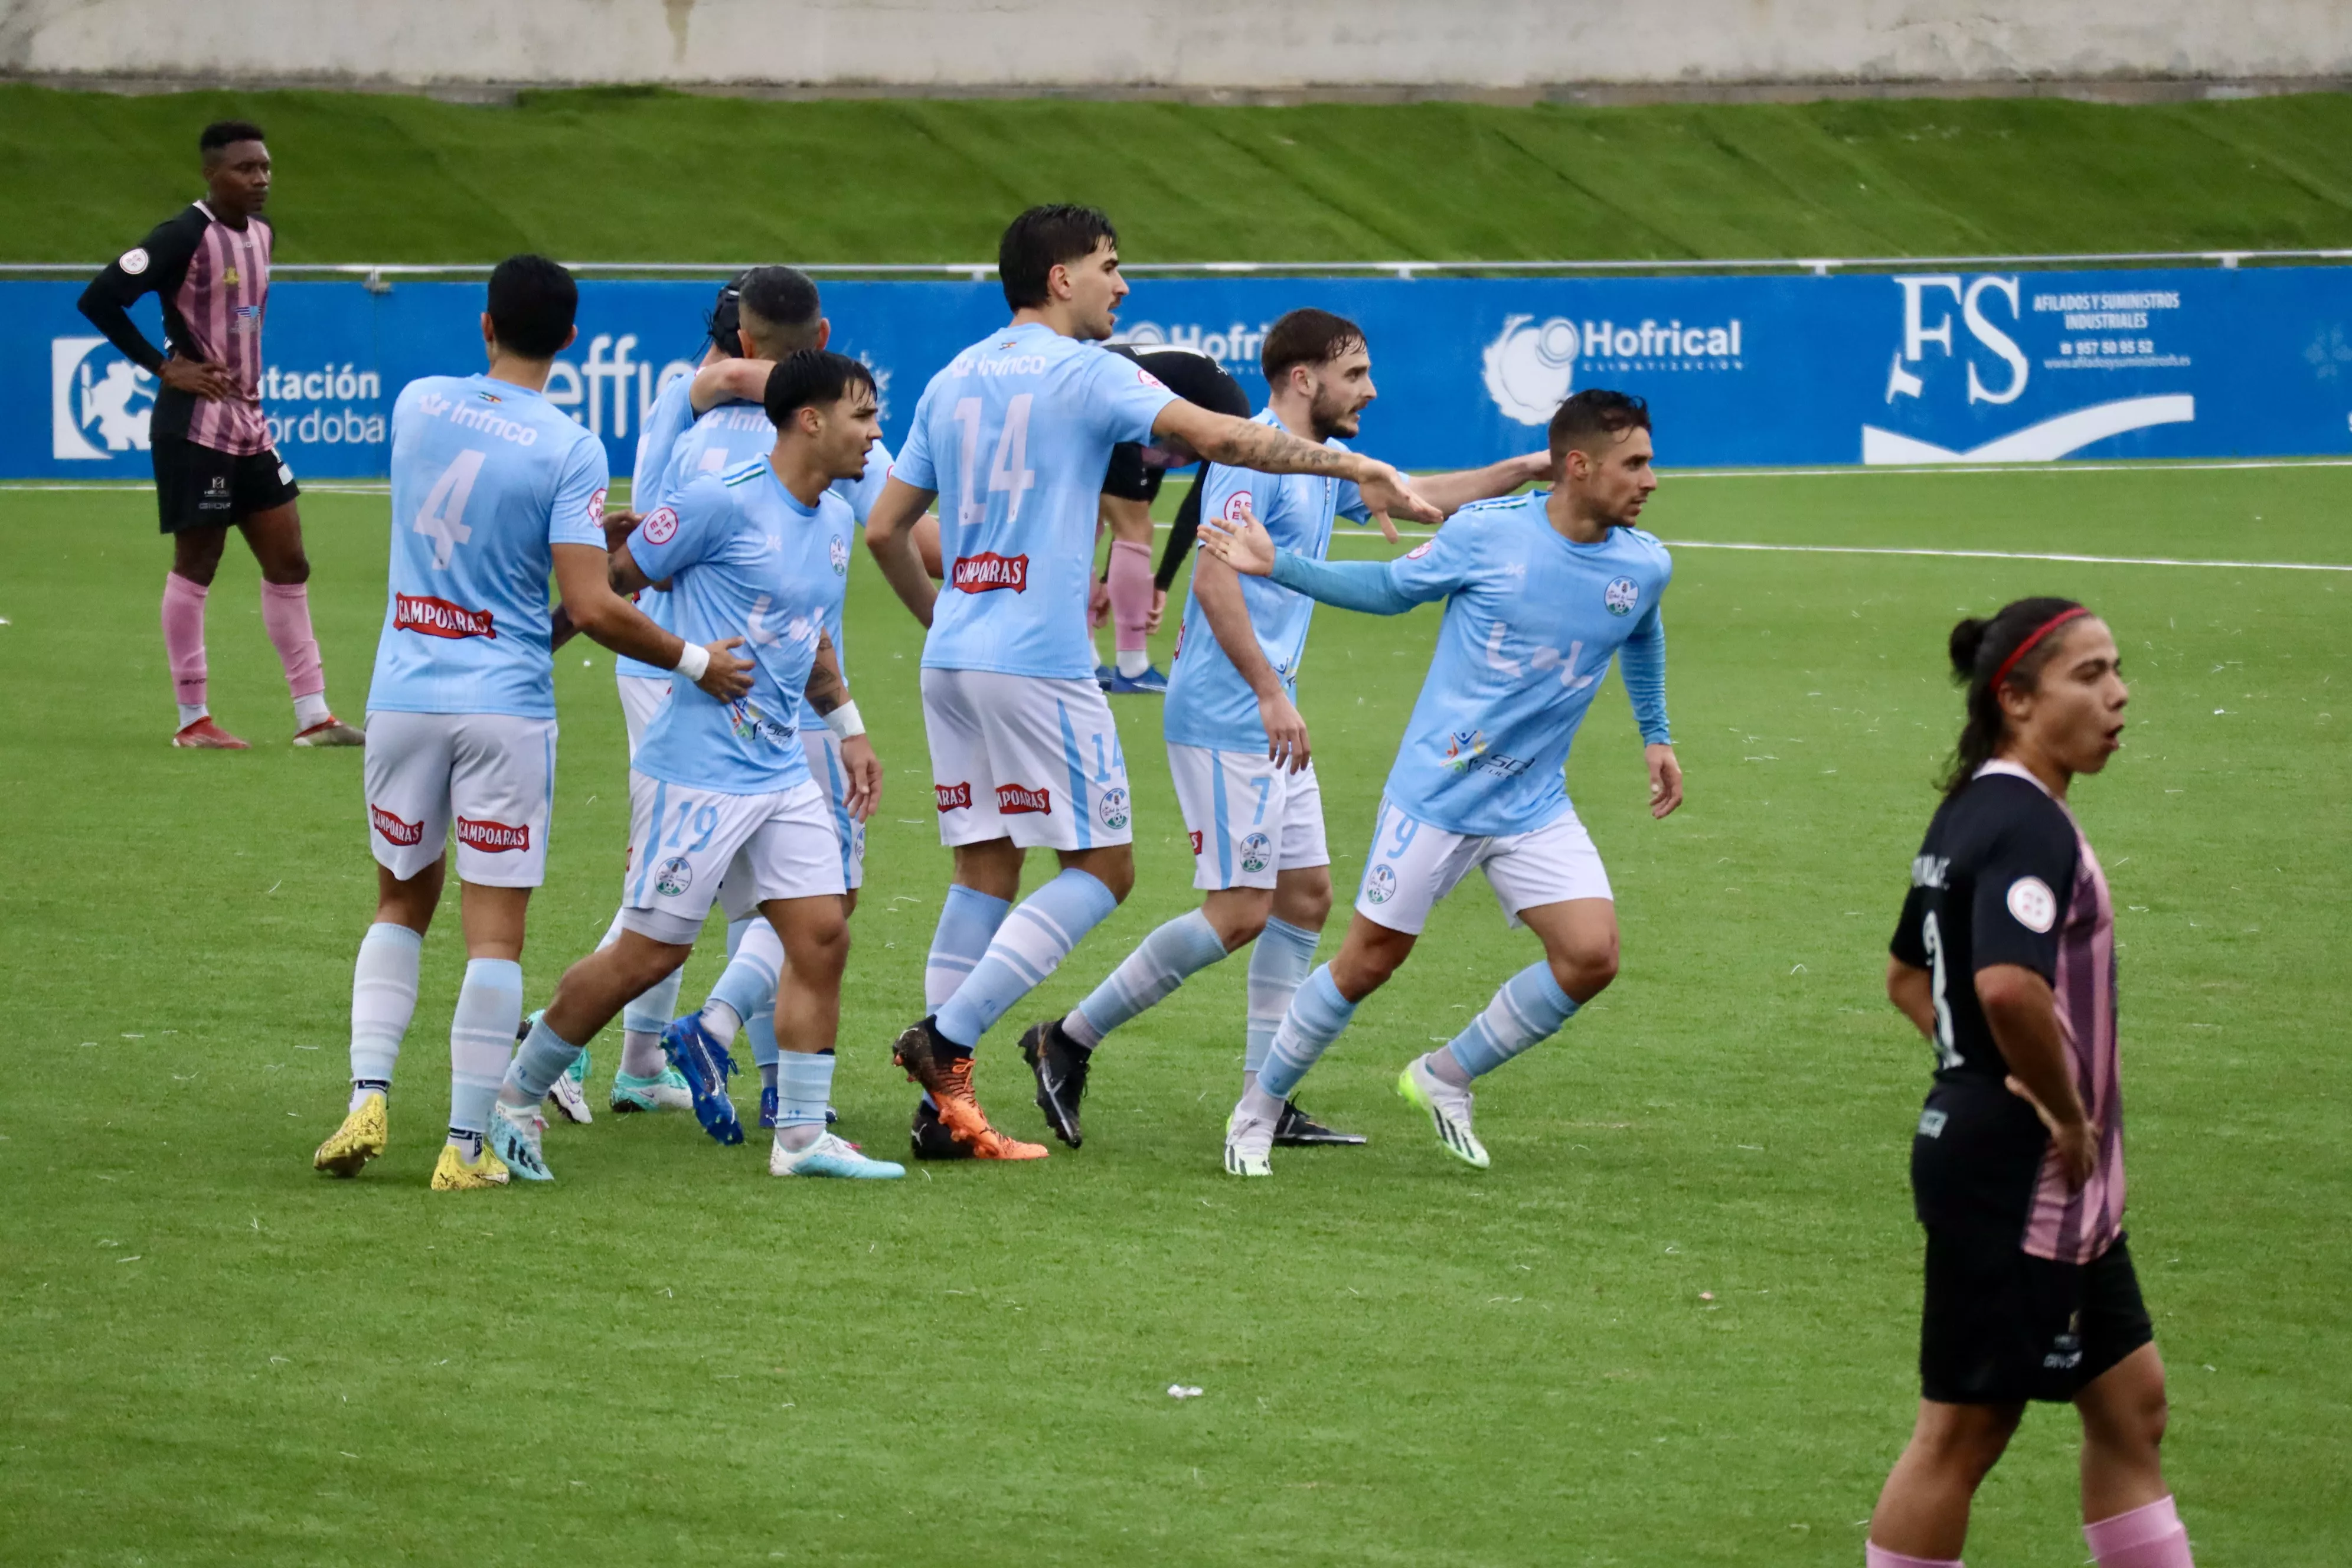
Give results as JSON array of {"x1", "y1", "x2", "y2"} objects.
[
  {"x1": 1261, "y1": 309, "x2": 1367, "y2": 384},
  {"x1": 999, "y1": 205, "x2": 1119, "y2": 311},
  {"x1": 485, "y1": 254, "x2": 578, "y2": 360},
  {"x1": 763, "y1": 349, "x2": 876, "y2": 428},
  {"x1": 1548, "y1": 389, "x2": 1651, "y2": 456},
  {"x1": 200, "y1": 120, "x2": 267, "y2": 157},
  {"x1": 737, "y1": 266, "x2": 822, "y2": 349},
  {"x1": 707, "y1": 272, "x2": 748, "y2": 357},
  {"x1": 1942, "y1": 596, "x2": 2090, "y2": 797}
]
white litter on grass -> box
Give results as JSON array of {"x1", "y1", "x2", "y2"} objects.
[
  {"x1": 122, "y1": 1033, "x2": 143, "y2": 1039},
  {"x1": 1167, "y1": 1384, "x2": 1204, "y2": 1400}
]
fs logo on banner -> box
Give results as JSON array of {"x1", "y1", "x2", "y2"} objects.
[
  {"x1": 53, "y1": 337, "x2": 155, "y2": 460},
  {"x1": 1866, "y1": 275, "x2": 2194, "y2": 464}
]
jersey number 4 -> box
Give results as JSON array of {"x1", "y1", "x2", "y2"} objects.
[
  {"x1": 414, "y1": 448, "x2": 486, "y2": 570},
  {"x1": 1919, "y1": 911, "x2": 1965, "y2": 1071},
  {"x1": 951, "y1": 395, "x2": 1037, "y2": 528}
]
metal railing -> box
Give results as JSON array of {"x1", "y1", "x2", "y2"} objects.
[{"x1": 3, "y1": 248, "x2": 2348, "y2": 284}]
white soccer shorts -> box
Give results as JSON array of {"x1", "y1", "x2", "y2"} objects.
[
  {"x1": 618, "y1": 771, "x2": 845, "y2": 945},
  {"x1": 801, "y1": 728, "x2": 867, "y2": 890},
  {"x1": 921, "y1": 667, "x2": 1133, "y2": 852},
  {"x1": 362, "y1": 710, "x2": 557, "y2": 889},
  {"x1": 1167, "y1": 743, "x2": 1330, "y2": 891},
  {"x1": 1351, "y1": 796, "x2": 1613, "y2": 936},
  {"x1": 615, "y1": 672, "x2": 671, "y2": 757}
]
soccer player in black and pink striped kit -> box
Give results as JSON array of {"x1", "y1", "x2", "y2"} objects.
[
  {"x1": 1870, "y1": 598, "x2": 2195, "y2": 1568},
  {"x1": 78, "y1": 119, "x2": 361, "y2": 750}
]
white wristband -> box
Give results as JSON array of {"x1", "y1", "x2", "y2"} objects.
[
  {"x1": 824, "y1": 700, "x2": 865, "y2": 741},
  {"x1": 672, "y1": 641, "x2": 711, "y2": 682}
]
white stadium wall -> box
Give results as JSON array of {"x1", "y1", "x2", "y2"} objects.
[{"x1": 3, "y1": 0, "x2": 2350, "y2": 92}]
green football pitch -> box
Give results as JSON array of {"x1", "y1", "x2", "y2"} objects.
[{"x1": 0, "y1": 461, "x2": 2345, "y2": 1565}]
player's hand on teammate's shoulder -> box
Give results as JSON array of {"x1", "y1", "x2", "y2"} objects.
[
  {"x1": 160, "y1": 354, "x2": 236, "y2": 400},
  {"x1": 839, "y1": 735, "x2": 883, "y2": 821},
  {"x1": 1645, "y1": 743, "x2": 1684, "y2": 819},
  {"x1": 695, "y1": 637, "x2": 755, "y2": 700},
  {"x1": 1259, "y1": 692, "x2": 1311, "y2": 774},
  {"x1": 1509, "y1": 450, "x2": 1558, "y2": 488},
  {"x1": 1200, "y1": 495, "x2": 1276, "y2": 576}
]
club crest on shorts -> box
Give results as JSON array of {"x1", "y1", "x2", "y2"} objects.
[
  {"x1": 1239, "y1": 832, "x2": 1272, "y2": 874},
  {"x1": 1604, "y1": 577, "x2": 1640, "y2": 616},
  {"x1": 653, "y1": 856, "x2": 694, "y2": 897},
  {"x1": 1364, "y1": 864, "x2": 1397, "y2": 904},
  {"x1": 1097, "y1": 786, "x2": 1130, "y2": 831}
]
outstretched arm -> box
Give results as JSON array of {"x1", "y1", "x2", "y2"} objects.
[
  {"x1": 1153, "y1": 400, "x2": 1441, "y2": 531},
  {"x1": 1411, "y1": 452, "x2": 1554, "y2": 517},
  {"x1": 1198, "y1": 497, "x2": 1436, "y2": 616}
]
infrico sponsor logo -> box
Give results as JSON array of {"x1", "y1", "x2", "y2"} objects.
[
  {"x1": 952, "y1": 553, "x2": 1028, "y2": 593},
  {"x1": 456, "y1": 816, "x2": 531, "y2": 852},
  {"x1": 395, "y1": 593, "x2": 497, "y2": 640},
  {"x1": 1482, "y1": 314, "x2": 1743, "y2": 425}
]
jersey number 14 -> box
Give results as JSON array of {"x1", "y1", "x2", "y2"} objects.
[{"x1": 951, "y1": 394, "x2": 1037, "y2": 528}]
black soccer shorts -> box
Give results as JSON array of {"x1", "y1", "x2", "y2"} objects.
[
  {"x1": 152, "y1": 435, "x2": 299, "y2": 534},
  {"x1": 1917, "y1": 1227, "x2": 2154, "y2": 1406}
]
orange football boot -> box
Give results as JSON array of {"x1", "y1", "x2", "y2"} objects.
[{"x1": 891, "y1": 1020, "x2": 1049, "y2": 1161}]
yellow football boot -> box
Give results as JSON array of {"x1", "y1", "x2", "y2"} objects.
[
  {"x1": 313, "y1": 1092, "x2": 389, "y2": 1177},
  {"x1": 430, "y1": 1141, "x2": 511, "y2": 1191}
]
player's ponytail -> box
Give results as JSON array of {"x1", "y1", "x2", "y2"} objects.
[{"x1": 1941, "y1": 596, "x2": 2086, "y2": 797}]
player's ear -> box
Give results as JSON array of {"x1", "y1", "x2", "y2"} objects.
[
  {"x1": 559, "y1": 325, "x2": 579, "y2": 354},
  {"x1": 815, "y1": 318, "x2": 832, "y2": 351}
]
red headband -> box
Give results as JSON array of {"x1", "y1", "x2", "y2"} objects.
[{"x1": 1990, "y1": 606, "x2": 2090, "y2": 691}]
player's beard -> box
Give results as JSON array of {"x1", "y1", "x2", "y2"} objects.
[{"x1": 1309, "y1": 393, "x2": 1364, "y2": 442}]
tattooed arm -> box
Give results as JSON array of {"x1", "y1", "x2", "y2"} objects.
[
  {"x1": 1151, "y1": 399, "x2": 1442, "y2": 530},
  {"x1": 803, "y1": 629, "x2": 880, "y2": 821}
]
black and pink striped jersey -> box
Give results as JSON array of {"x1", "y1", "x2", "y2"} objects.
[
  {"x1": 1892, "y1": 759, "x2": 2125, "y2": 1265},
  {"x1": 78, "y1": 201, "x2": 275, "y2": 456}
]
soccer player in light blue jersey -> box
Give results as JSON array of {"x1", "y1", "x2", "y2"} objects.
[
  {"x1": 499, "y1": 351, "x2": 900, "y2": 1182},
  {"x1": 1018, "y1": 308, "x2": 1550, "y2": 1152},
  {"x1": 1200, "y1": 389, "x2": 1686, "y2": 1177},
  {"x1": 310, "y1": 256, "x2": 753, "y2": 1191},
  {"x1": 564, "y1": 270, "x2": 835, "y2": 1121},
  {"x1": 864, "y1": 204, "x2": 1443, "y2": 1161}
]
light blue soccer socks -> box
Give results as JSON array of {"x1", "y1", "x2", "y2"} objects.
[
  {"x1": 505, "y1": 1013, "x2": 587, "y2": 1106},
  {"x1": 1436, "y1": 961, "x2": 1578, "y2": 1081},
  {"x1": 1256, "y1": 965, "x2": 1358, "y2": 1103},
  {"x1": 449, "y1": 958, "x2": 524, "y2": 1149},
  {"x1": 925, "y1": 883, "x2": 1012, "y2": 1012},
  {"x1": 775, "y1": 1051, "x2": 835, "y2": 1150},
  {"x1": 1244, "y1": 916, "x2": 1319, "y2": 1084},
  {"x1": 348, "y1": 922, "x2": 422, "y2": 1101},
  {"x1": 935, "y1": 869, "x2": 1119, "y2": 1049},
  {"x1": 1065, "y1": 909, "x2": 1230, "y2": 1047}
]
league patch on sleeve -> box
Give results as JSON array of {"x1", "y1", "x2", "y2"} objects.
[
  {"x1": 1405, "y1": 541, "x2": 1435, "y2": 560},
  {"x1": 119, "y1": 247, "x2": 150, "y2": 276},
  {"x1": 588, "y1": 486, "x2": 607, "y2": 524},
  {"x1": 1220, "y1": 489, "x2": 1253, "y2": 524},
  {"x1": 640, "y1": 506, "x2": 680, "y2": 545},
  {"x1": 2006, "y1": 876, "x2": 2057, "y2": 933},
  {"x1": 1138, "y1": 369, "x2": 1165, "y2": 388}
]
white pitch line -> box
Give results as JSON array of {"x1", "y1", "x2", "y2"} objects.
[
  {"x1": 1660, "y1": 457, "x2": 2352, "y2": 478},
  {"x1": 1314, "y1": 529, "x2": 2351, "y2": 572}
]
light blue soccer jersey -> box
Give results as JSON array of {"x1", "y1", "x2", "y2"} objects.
[
  {"x1": 1162, "y1": 408, "x2": 1369, "y2": 750},
  {"x1": 613, "y1": 370, "x2": 701, "y2": 681},
  {"x1": 893, "y1": 321, "x2": 1178, "y2": 680},
  {"x1": 1269, "y1": 492, "x2": 1672, "y2": 838},
  {"x1": 646, "y1": 397, "x2": 893, "y2": 725},
  {"x1": 367, "y1": 373, "x2": 609, "y2": 720},
  {"x1": 628, "y1": 458, "x2": 856, "y2": 796}
]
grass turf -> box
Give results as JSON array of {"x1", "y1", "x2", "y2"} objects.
[
  {"x1": 7, "y1": 84, "x2": 2352, "y2": 264},
  {"x1": 0, "y1": 461, "x2": 2345, "y2": 1564}
]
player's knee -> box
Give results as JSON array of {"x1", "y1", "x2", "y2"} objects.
[
  {"x1": 796, "y1": 916, "x2": 851, "y2": 981},
  {"x1": 1550, "y1": 940, "x2": 1618, "y2": 1000},
  {"x1": 1284, "y1": 883, "x2": 1334, "y2": 931},
  {"x1": 1084, "y1": 851, "x2": 1135, "y2": 904}
]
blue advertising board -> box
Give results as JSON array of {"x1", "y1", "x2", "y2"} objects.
[{"x1": 14, "y1": 266, "x2": 2351, "y2": 482}]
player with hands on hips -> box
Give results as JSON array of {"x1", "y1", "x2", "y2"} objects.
[{"x1": 1200, "y1": 388, "x2": 1680, "y2": 1177}]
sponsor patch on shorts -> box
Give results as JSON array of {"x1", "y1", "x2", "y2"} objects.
[
  {"x1": 455, "y1": 816, "x2": 529, "y2": 853},
  {"x1": 370, "y1": 803, "x2": 423, "y2": 847},
  {"x1": 997, "y1": 783, "x2": 1051, "y2": 815}
]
